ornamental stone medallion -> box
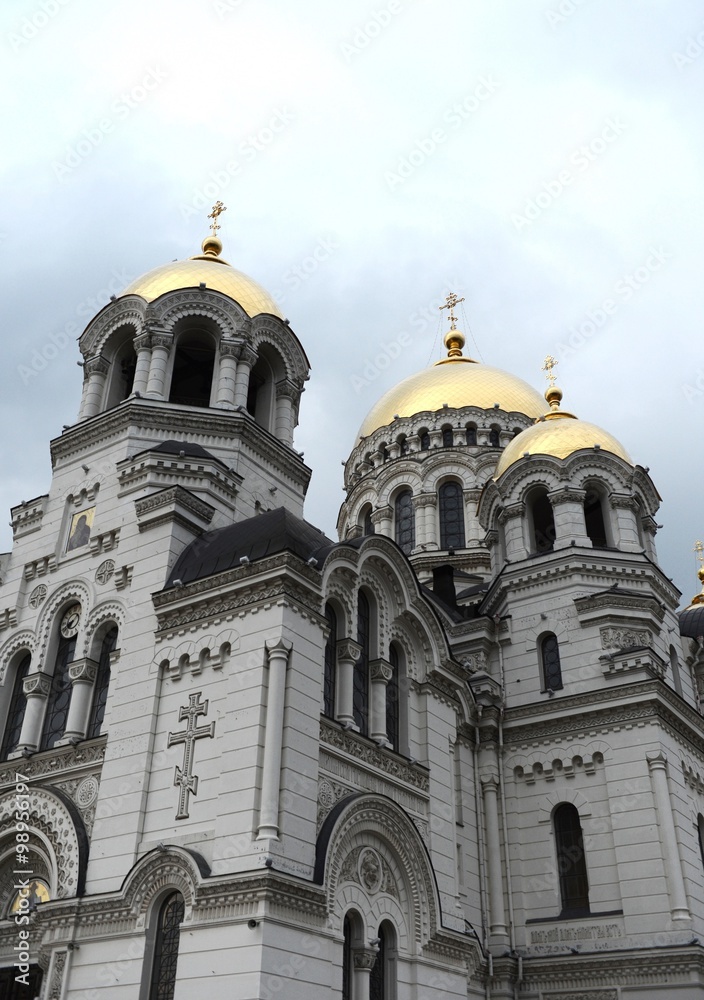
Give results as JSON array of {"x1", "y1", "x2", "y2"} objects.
[
  {"x1": 95, "y1": 559, "x2": 115, "y2": 585},
  {"x1": 29, "y1": 584, "x2": 47, "y2": 609},
  {"x1": 358, "y1": 848, "x2": 383, "y2": 894}
]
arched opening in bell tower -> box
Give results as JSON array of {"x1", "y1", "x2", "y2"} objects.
[{"x1": 169, "y1": 332, "x2": 216, "y2": 407}]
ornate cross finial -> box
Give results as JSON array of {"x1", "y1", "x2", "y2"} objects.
[
  {"x1": 207, "y1": 201, "x2": 227, "y2": 236},
  {"x1": 695, "y1": 540, "x2": 704, "y2": 565},
  {"x1": 542, "y1": 354, "x2": 559, "y2": 387},
  {"x1": 167, "y1": 692, "x2": 215, "y2": 820},
  {"x1": 439, "y1": 292, "x2": 465, "y2": 331}
]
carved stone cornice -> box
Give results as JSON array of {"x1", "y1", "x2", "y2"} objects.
[
  {"x1": 413, "y1": 493, "x2": 437, "y2": 509},
  {"x1": 24, "y1": 672, "x2": 52, "y2": 697},
  {"x1": 353, "y1": 948, "x2": 378, "y2": 970},
  {"x1": 238, "y1": 344, "x2": 258, "y2": 368},
  {"x1": 497, "y1": 501, "x2": 525, "y2": 525},
  {"x1": 574, "y1": 590, "x2": 665, "y2": 625},
  {"x1": 320, "y1": 718, "x2": 429, "y2": 792},
  {"x1": 84, "y1": 355, "x2": 109, "y2": 377},
  {"x1": 370, "y1": 657, "x2": 393, "y2": 683},
  {"x1": 135, "y1": 485, "x2": 215, "y2": 527},
  {"x1": 275, "y1": 378, "x2": 299, "y2": 400},
  {"x1": 337, "y1": 638, "x2": 362, "y2": 662},
  {"x1": 520, "y1": 946, "x2": 704, "y2": 991},
  {"x1": 218, "y1": 338, "x2": 241, "y2": 359},
  {"x1": 548, "y1": 487, "x2": 587, "y2": 505},
  {"x1": 0, "y1": 737, "x2": 107, "y2": 792},
  {"x1": 68, "y1": 658, "x2": 98, "y2": 684},
  {"x1": 370, "y1": 506, "x2": 392, "y2": 525},
  {"x1": 133, "y1": 333, "x2": 151, "y2": 352},
  {"x1": 150, "y1": 333, "x2": 173, "y2": 351},
  {"x1": 609, "y1": 493, "x2": 639, "y2": 511}
]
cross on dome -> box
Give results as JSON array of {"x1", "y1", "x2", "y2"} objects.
[
  {"x1": 208, "y1": 200, "x2": 227, "y2": 236},
  {"x1": 439, "y1": 291, "x2": 465, "y2": 331}
]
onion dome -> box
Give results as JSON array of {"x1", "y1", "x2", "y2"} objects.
[
  {"x1": 680, "y1": 567, "x2": 704, "y2": 639},
  {"x1": 494, "y1": 384, "x2": 632, "y2": 479},
  {"x1": 119, "y1": 206, "x2": 283, "y2": 318},
  {"x1": 357, "y1": 324, "x2": 545, "y2": 441}
]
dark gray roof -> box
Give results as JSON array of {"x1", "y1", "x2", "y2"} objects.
[
  {"x1": 679, "y1": 603, "x2": 704, "y2": 639},
  {"x1": 139, "y1": 439, "x2": 222, "y2": 462},
  {"x1": 166, "y1": 507, "x2": 336, "y2": 587}
]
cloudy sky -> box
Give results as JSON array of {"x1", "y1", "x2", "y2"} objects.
[{"x1": 1, "y1": 0, "x2": 703, "y2": 602}]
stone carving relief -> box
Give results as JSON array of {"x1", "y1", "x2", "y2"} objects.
[
  {"x1": 600, "y1": 626, "x2": 650, "y2": 649},
  {"x1": 339, "y1": 845, "x2": 397, "y2": 897}
]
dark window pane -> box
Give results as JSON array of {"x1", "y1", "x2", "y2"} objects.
[
  {"x1": 323, "y1": 604, "x2": 337, "y2": 718},
  {"x1": 40, "y1": 635, "x2": 76, "y2": 751},
  {"x1": 149, "y1": 892, "x2": 185, "y2": 1000},
  {"x1": 554, "y1": 804, "x2": 589, "y2": 915},
  {"x1": 541, "y1": 633, "x2": 563, "y2": 691},
  {"x1": 584, "y1": 490, "x2": 608, "y2": 547},
  {"x1": 342, "y1": 917, "x2": 352, "y2": 1000},
  {"x1": 1, "y1": 654, "x2": 31, "y2": 760},
  {"x1": 532, "y1": 492, "x2": 555, "y2": 552},
  {"x1": 442, "y1": 427, "x2": 454, "y2": 448},
  {"x1": 369, "y1": 925, "x2": 386, "y2": 1000},
  {"x1": 363, "y1": 509, "x2": 375, "y2": 536},
  {"x1": 387, "y1": 647, "x2": 400, "y2": 752},
  {"x1": 394, "y1": 490, "x2": 415, "y2": 555},
  {"x1": 168, "y1": 343, "x2": 214, "y2": 408},
  {"x1": 466, "y1": 425, "x2": 477, "y2": 446},
  {"x1": 420, "y1": 431, "x2": 430, "y2": 451},
  {"x1": 489, "y1": 427, "x2": 500, "y2": 447},
  {"x1": 439, "y1": 482, "x2": 465, "y2": 550},
  {"x1": 398, "y1": 436, "x2": 409, "y2": 455},
  {"x1": 354, "y1": 593, "x2": 370, "y2": 734},
  {"x1": 87, "y1": 627, "x2": 117, "y2": 739}
]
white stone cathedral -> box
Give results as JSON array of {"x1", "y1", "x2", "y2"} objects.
[{"x1": 1, "y1": 219, "x2": 704, "y2": 1000}]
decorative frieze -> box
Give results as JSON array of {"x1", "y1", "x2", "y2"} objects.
[
  {"x1": 0, "y1": 737, "x2": 106, "y2": 791},
  {"x1": 600, "y1": 626, "x2": 651, "y2": 649},
  {"x1": 320, "y1": 720, "x2": 429, "y2": 792}
]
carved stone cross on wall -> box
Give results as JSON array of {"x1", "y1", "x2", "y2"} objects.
[{"x1": 167, "y1": 692, "x2": 215, "y2": 820}]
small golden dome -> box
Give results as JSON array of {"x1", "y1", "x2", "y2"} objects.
[
  {"x1": 119, "y1": 246, "x2": 283, "y2": 319},
  {"x1": 494, "y1": 387, "x2": 632, "y2": 478},
  {"x1": 357, "y1": 355, "x2": 546, "y2": 440}
]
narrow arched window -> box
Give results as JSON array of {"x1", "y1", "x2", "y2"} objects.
[
  {"x1": 169, "y1": 335, "x2": 215, "y2": 407},
  {"x1": 584, "y1": 488, "x2": 608, "y2": 547},
  {"x1": 394, "y1": 489, "x2": 415, "y2": 555},
  {"x1": 466, "y1": 424, "x2": 477, "y2": 446},
  {"x1": 370, "y1": 921, "x2": 396, "y2": 1000},
  {"x1": 489, "y1": 426, "x2": 500, "y2": 447},
  {"x1": 323, "y1": 604, "x2": 337, "y2": 718},
  {"x1": 0, "y1": 654, "x2": 31, "y2": 760},
  {"x1": 87, "y1": 627, "x2": 117, "y2": 739},
  {"x1": 530, "y1": 489, "x2": 555, "y2": 553},
  {"x1": 419, "y1": 430, "x2": 430, "y2": 451},
  {"x1": 439, "y1": 482, "x2": 466, "y2": 550},
  {"x1": 554, "y1": 804, "x2": 589, "y2": 916},
  {"x1": 442, "y1": 425, "x2": 454, "y2": 448},
  {"x1": 398, "y1": 435, "x2": 409, "y2": 456},
  {"x1": 698, "y1": 814, "x2": 704, "y2": 871},
  {"x1": 362, "y1": 506, "x2": 375, "y2": 536},
  {"x1": 342, "y1": 915, "x2": 353, "y2": 1000},
  {"x1": 540, "y1": 633, "x2": 563, "y2": 691},
  {"x1": 380, "y1": 444, "x2": 389, "y2": 463},
  {"x1": 40, "y1": 631, "x2": 76, "y2": 751},
  {"x1": 354, "y1": 592, "x2": 370, "y2": 735},
  {"x1": 669, "y1": 645, "x2": 683, "y2": 697},
  {"x1": 148, "y1": 891, "x2": 185, "y2": 1000},
  {"x1": 387, "y1": 645, "x2": 400, "y2": 752},
  {"x1": 512, "y1": 426, "x2": 522, "y2": 438}
]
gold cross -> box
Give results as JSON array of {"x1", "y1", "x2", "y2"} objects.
[
  {"x1": 207, "y1": 201, "x2": 227, "y2": 236},
  {"x1": 542, "y1": 354, "x2": 558, "y2": 387},
  {"x1": 439, "y1": 292, "x2": 465, "y2": 330},
  {"x1": 695, "y1": 540, "x2": 704, "y2": 565}
]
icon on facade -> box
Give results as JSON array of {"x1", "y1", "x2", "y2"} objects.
[{"x1": 66, "y1": 507, "x2": 95, "y2": 552}]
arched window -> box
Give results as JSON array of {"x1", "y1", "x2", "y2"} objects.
[
  {"x1": 669, "y1": 645, "x2": 683, "y2": 697},
  {"x1": 387, "y1": 645, "x2": 400, "y2": 753},
  {"x1": 370, "y1": 921, "x2": 396, "y2": 1000},
  {"x1": 169, "y1": 334, "x2": 215, "y2": 408},
  {"x1": 530, "y1": 489, "x2": 555, "y2": 553},
  {"x1": 380, "y1": 444, "x2": 389, "y2": 463},
  {"x1": 354, "y1": 592, "x2": 370, "y2": 735},
  {"x1": 359, "y1": 504, "x2": 375, "y2": 537},
  {"x1": 87, "y1": 627, "x2": 117, "y2": 739},
  {"x1": 0, "y1": 654, "x2": 31, "y2": 760},
  {"x1": 394, "y1": 490, "x2": 415, "y2": 555},
  {"x1": 441, "y1": 425, "x2": 454, "y2": 448},
  {"x1": 148, "y1": 891, "x2": 185, "y2": 1000},
  {"x1": 540, "y1": 633, "x2": 563, "y2": 691},
  {"x1": 397, "y1": 435, "x2": 409, "y2": 456},
  {"x1": 342, "y1": 914, "x2": 356, "y2": 1000},
  {"x1": 584, "y1": 488, "x2": 609, "y2": 548},
  {"x1": 323, "y1": 604, "x2": 337, "y2": 718},
  {"x1": 466, "y1": 423, "x2": 477, "y2": 446},
  {"x1": 439, "y1": 481, "x2": 466, "y2": 550},
  {"x1": 419, "y1": 430, "x2": 430, "y2": 451},
  {"x1": 489, "y1": 426, "x2": 500, "y2": 447},
  {"x1": 103, "y1": 332, "x2": 137, "y2": 409},
  {"x1": 698, "y1": 814, "x2": 704, "y2": 871},
  {"x1": 40, "y1": 628, "x2": 77, "y2": 751},
  {"x1": 512, "y1": 426, "x2": 522, "y2": 438},
  {"x1": 554, "y1": 804, "x2": 589, "y2": 916}
]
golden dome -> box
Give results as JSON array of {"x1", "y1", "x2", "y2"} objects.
[
  {"x1": 119, "y1": 236, "x2": 283, "y2": 319},
  {"x1": 494, "y1": 388, "x2": 632, "y2": 478},
  {"x1": 357, "y1": 355, "x2": 546, "y2": 441}
]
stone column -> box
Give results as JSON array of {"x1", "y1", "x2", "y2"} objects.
[
  {"x1": 131, "y1": 333, "x2": 152, "y2": 396},
  {"x1": 233, "y1": 344, "x2": 258, "y2": 409},
  {"x1": 498, "y1": 502, "x2": 526, "y2": 562},
  {"x1": 336, "y1": 639, "x2": 361, "y2": 729},
  {"x1": 646, "y1": 751, "x2": 691, "y2": 923},
  {"x1": 257, "y1": 638, "x2": 292, "y2": 840},
  {"x1": 369, "y1": 658, "x2": 392, "y2": 744},
  {"x1": 481, "y1": 775, "x2": 509, "y2": 945},
  {"x1": 61, "y1": 658, "x2": 98, "y2": 742},
  {"x1": 215, "y1": 340, "x2": 240, "y2": 410},
  {"x1": 275, "y1": 380, "x2": 298, "y2": 445},
  {"x1": 549, "y1": 488, "x2": 590, "y2": 548},
  {"x1": 15, "y1": 673, "x2": 52, "y2": 754},
  {"x1": 145, "y1": 333, "x2": 173, "y2": 400},
  {"x1": 609, "y1": 494, "x2": 642, "y2": 552},
  {"x1": 423, "y1": 496, "x2": 438, "y2": 549},
  {"x1": 80, "y1": 356, "x2": 110, "y2": 419},
  {"x1": 642, "y1": 515, "x2": 658, "y2": 561},
  {"x1": 464, "y1": 488, "x2": 483, "y2": 545},
  {"x1": 370, "y1": 506, "x2": 392, "y2": 539},
  {"x1": 352, "y1": 948, "x2": 377, "y2": 1000}
]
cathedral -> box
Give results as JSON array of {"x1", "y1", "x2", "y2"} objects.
[{"x1": 1, "y1": 209, "x2": 704, "y2": 1000}]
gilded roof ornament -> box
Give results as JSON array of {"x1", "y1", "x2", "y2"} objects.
[
  {"x1": 201, "y1": 201, "x2": 227, "y2": 258},
  {"x1": 439, "y1": 292, "x2": 468, "y2": 359},
  {"x1": 439, "y1": 291, "x2": 465, "y2": 331},
  {"x1": 691, "y1": 541, "x2": 704, "y2": 605},
  {"x1": 208, "y1": 200, "x2": 227, "y2": 236}
]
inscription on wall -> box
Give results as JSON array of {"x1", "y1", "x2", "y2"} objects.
[{"x1": 530, "y1": 922, "x2": 622, "y2": 950}]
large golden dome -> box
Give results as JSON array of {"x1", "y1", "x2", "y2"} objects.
[
  {"x1": 357, "y1": 356, "x2": 546, "y2": 441},
  {"x1": 494, "y1": 387, "x2": 632, "y2": 478},
  {"x1": 119, "y1": 235, "x2": 283, "y2": 319}
]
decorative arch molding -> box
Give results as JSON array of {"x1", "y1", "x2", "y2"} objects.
[
  {"x1": 524, "y1": 617, "x2": 570, "y2": 652},
  {"x1": 322, "y1": 577, "x2": 354, "y2": 640},
  {"x1": 0, "y1": 784, "x2": 88, "y2": 897},
  {"x1": 122, "y1": 845, "x2": 210, "y2": 928},
  {"x1": 509, "y1": 741, "x2": 609, "y2": 784},
  {"x1": 151, "y1": 289, "x2": 246, "y2": 337},
  {"x1": 79, "y1": 298, "x2": 147, "y2": 358},
  {"x1": 534, "y1": 787, "x2": 594, "y2": 825},
  {"x1": 250, "y1": 317, "x2": 310, "y2": 384},
  {"x1": 419, "y1": 458, "x2": 478, "y2": 492},
  {"x1": 335, "y1": 872, "x2": 411, "y2": 956},
  {"x1": 81, "y1": 600, "x2": 127, "y2": 656},
  {"x1": 35, "y1": 581, "x2": 94, "y2": 665},
  {"x1": 154, "y1": 628, "x2": 240, "y2": 680},
  {"x1": 376, "y1": 469, "x2": 423, "y2": 507},
  {"x1": 0, "y1": 630, "x2": 36, "y2": 684},
  {"x1": 315, "y1": 793, "x2": 442, "y2": 947}
]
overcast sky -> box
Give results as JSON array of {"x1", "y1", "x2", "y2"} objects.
[{"x1": 1, "y1": 0, "x2": 703, "y2": 603}]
